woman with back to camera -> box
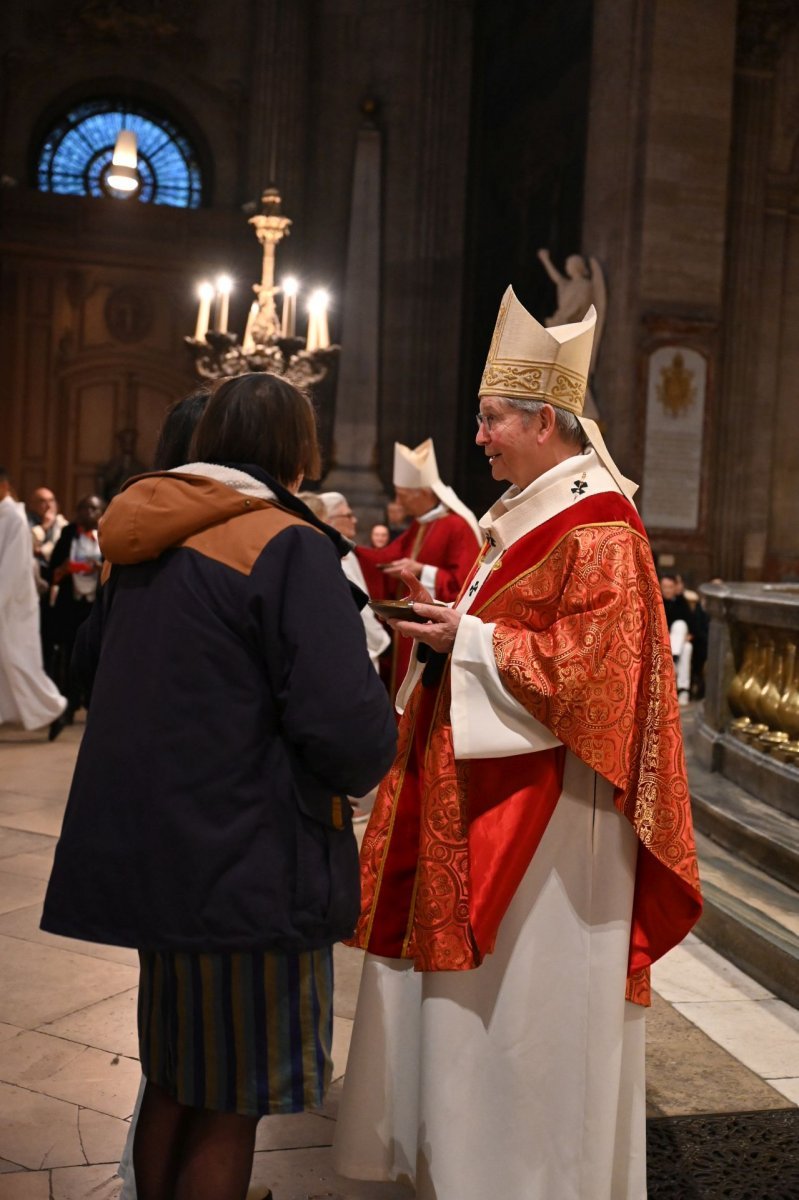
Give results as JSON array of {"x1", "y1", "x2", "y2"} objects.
[{"x1": 41, "y1": 373, "x2": 396, "y2": 1200}]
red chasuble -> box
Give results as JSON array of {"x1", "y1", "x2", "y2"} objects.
[
  {"x1": 357, "y1": 512, "x2": 480, "y2": 696},
  {"x1": 351, "y1": 492, "x2": 702, "y2": 1006}
]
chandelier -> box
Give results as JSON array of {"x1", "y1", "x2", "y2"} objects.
[{"x1": 185, "y1": 186, "x2": 339, "y2": 387}]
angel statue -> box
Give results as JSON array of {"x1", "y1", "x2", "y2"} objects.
[{"x1": 537, "y1": 249, "x2": 607, "y2": 419}]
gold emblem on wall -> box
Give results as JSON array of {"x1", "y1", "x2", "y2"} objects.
[{"x1": 657, "y1": 352, "x2": 696, "y2": 417}]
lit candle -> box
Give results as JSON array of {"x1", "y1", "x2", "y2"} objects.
[
  {"x1": 215, "y1": 274, "x2": 233, "y2": 333},
  {"x1": 306, "y1": 289, "x2": 330, "y2": 351},
  {"x1": 194, "y1": 280, "x2": 214, "y2": 340},
  {"x1": 281, "y1": 276, "x2": 299, "y2": 337},
  {"x1": 242, "y1": 301, "x2": 259, "y2": 352}
]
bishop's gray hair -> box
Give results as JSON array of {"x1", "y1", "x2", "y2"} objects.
[{"x1": 503, "y1": 398, "x2": 590, "y2": 451}]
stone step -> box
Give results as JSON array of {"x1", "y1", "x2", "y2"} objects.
[
  {"x1": 689, "y1": 759, "x2": 799, "y2": 892},
  {"x1": 692, "y1": 831, "x2": 799, "y2": 1010}
]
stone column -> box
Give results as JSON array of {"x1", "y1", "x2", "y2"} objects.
[
  {"x1": 378, "y1": 0, "x2": 474, "y2": 487},
  {"x1": 714, "y1": 6, "x2": 799, "y2": 579},
  {"x1": 714, "y1": 69, "x2": 773, "y2": 578},
  {"x1": 322, "y1": 112, "x2": 385, "y2": 529}
]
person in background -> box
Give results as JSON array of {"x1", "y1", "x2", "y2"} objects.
[
  {"x1": 370, "y1": 523, "x2": 390, "y2": 549},
  {"x1": 320, "y1": 491, "x2": 391, "y2": 824},
  {"x1": 42, "y1": 373, "x2": 395, "y2": 1200},
  {"x1": 660, "y1": 572, "x2": 696, "y2": 706},
  {"x1": 357, "y1": 439, "x2": 481, "y2": 697},
  {"x1": 385, "y1": 496, "x2": 410, "y2": 540},
  {"x1": 152, "y1": 389, "x2": 212, "y2": 471},
  {"x1": 27, "y1": 487, "x2": 68, "y2": 674},
  {"x1": 320, "y1": 491, "x2": 390, "y2": 673},
  {"x1": 0, "y1": 468, "x2": 67, "y2": 734},
  {"x1": 48, "y1": 495, "x2": 105, "y2": 733},
  {"x1": 28, "y1": 486, "x2": 68, "y2": 554},
  {"x1": 684, "y1": 585, "x2": 710, "y2": 700},
  {"x1": 296, "y1": 490, "x2": 326, "y2": 520}
]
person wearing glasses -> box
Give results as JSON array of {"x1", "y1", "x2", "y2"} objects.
[{"x1": 334, "y1": 289, "x2": 702, "y2": 1200}]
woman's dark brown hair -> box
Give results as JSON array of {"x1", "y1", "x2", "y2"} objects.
[{"x1": 191, "y1": 373, "x2": 321, "y2": 485}]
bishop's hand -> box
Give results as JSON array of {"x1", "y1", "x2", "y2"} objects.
[{"x1": 387, "y1": 570, "x2": 461, "y2": 653}]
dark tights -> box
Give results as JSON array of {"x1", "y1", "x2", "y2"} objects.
[{"x1": 132, "y1": 1080, "x2": 259, "y2": 1200}]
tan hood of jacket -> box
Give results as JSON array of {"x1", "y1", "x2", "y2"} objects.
[{"x1": 99, "y1": 472, "x2": 274, "y2": 566}]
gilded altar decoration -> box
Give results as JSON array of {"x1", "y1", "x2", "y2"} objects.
[
  {"x1": 728, "y1": 627, "x2": 799, "y2": 763},
  {"x1": 657, "y1": 352, "x2": 697, "y2": 417}
]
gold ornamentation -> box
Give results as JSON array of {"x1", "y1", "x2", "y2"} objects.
[
  {"x1": 479, "y1": 361, "x2": 587, "y2": 412},
  {"x1": 657, "y1": 353, "x2": 696, "y2": 417},
  {"x1": 760, "y1": 642, "x2": 786, "y2": 730},
  {"x1": 779, "y1": 642, "x2": 799, "y2": 740},
  {"x1": 728, "y1": 633, "x2": 756, "y2": 718}
]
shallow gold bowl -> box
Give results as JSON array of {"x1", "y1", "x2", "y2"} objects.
[{"x1": 368, "y1": 599, "x2": 430, "y2": 624}]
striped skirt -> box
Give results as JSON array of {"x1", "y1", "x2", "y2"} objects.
[{"x1": 137, "y1": 946, "x2": 334, "y2": 1117}]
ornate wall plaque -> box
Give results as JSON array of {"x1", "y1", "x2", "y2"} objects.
[
  {"x1": 641, "y1": 345, "x2": 707, "y2": 531},
  {"x1": 104, "y1": 286, "x2": 154, "y2": 344}
]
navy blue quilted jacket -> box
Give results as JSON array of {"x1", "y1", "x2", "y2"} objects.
[{"x1": 41, "y1": 466, "x2": 396, "y2": 952}]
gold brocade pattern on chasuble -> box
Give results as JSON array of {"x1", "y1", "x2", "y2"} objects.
[
  {"x1": 354, "y1": 522, "x2": 701, "y2": 1005},
  {"x1": 490, "y1": 524, "x2": 700, "y2": 898},
  {"x1": 355, "y1": 678, "x2": 481, "y2": 972},
  {"x1": 406, "y1": 691, "x2": 475, "y2": 970}
]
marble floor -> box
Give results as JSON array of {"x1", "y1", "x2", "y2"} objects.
[{"x1": 0, "y1": 718, "x2": 796, "y2": 1199}]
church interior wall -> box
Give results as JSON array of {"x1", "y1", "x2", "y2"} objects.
[
  {"x1": 0, "y1": 0, "x2": 796, "y2": 584},
  {"x1": 584, "y1": 0, "x2": 799, "y2": 586},
  {"x1": 639, "y1": 0, "x2": 736, "y2": 309}
]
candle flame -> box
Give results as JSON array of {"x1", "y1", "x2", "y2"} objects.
[{"x1": 308, "y1": 288, "x2": 330, "y2": 314}]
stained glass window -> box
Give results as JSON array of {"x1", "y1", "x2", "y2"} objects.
[{"x1": 36, "y1": 100, "x2": 204, "y2": 208}]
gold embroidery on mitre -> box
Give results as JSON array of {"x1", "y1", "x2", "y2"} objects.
[{"x1": 479, "y1": 361, "x2": 586, "y2": 414}]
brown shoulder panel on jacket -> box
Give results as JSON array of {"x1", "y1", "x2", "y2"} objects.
[{"x1": 180, "y1": 504, "x2": 322, "y2": 576}]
